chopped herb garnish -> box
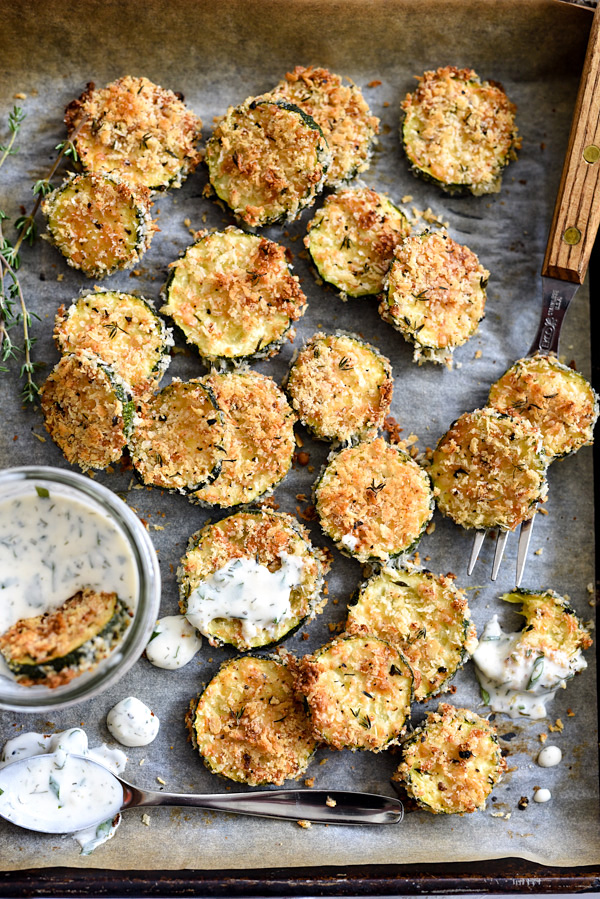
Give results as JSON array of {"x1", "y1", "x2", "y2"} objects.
[{"x1": 35, "y1": 486, "x2": 50, "y2": 499}]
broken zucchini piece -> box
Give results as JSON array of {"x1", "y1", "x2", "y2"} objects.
[
  {"x1": 0, "y1": 589, "x2": 131, "y2": 688},
  {"x1": 401, "y1": 66, "x2": 520, "y2": 195},
  {"x1": 346, "y1": 566, "x2": 477, "y2": 701},
  {"x1": 205, "y1": 98, "x2": 330, "y2": 227},
  {"x1": 488, "y1": 354, "x2": 599, "y2": 460},
  {"x1": 429, "y1": 407, "x2": 548, "y2": 531},
  {"x1": 43, "y1": 172, "x2": 154, "y2": 278},
  {"x1": 161, "y1": 228, "x2": 307, "y2": 366},
  {"x1": 296, "y1": 634, "x2": 413, "y2": 751},
  {"x1": 186, "y1": 655, "x2": 316, "y2": 785},
  {"x1": 393, "y1": 703, "x2": 506, "y2": 814},
  {"x1": 179, "y1": 508, "x2": 330, "y2": 651},
  {"x1": 305, "y1": 187, "x2": 410, "y2": 297}
]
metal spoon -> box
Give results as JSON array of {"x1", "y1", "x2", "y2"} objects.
[{"x1": 0, "y1": 753, "x2": 403, "y2": 833}]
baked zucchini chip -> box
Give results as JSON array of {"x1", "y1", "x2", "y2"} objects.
[
  {"x1": 380, "y1": 230, "x2": 489, "y2": 366},
  {"x1": 393, "y1": 703, "x2": 506, "y2": 814},
  {"x1": 54, "y1": 291, "x2": 173, "y2": 396},
  {"x1": 179, "y1": 509, "x2": 330, "y2": 651},
  {"x1": 186, "y1": 655, "x2": 316, "y2": 785},
  {"x1": 305, "y1": 187, "x2": 410, "y2": 297},
  {"x1": 267, "y1": 65, "x2": 379, "y2": 187},
  {"x1": 0, "y1": 589, "x2": 131, "y2": 688},
  {"x1": 285, "y1": 332, "x2": 393, "y2": 443},
  {"x1": 488, "y1": 354, "x2": 599, "y2": 460},
  {"x1": 161, "y1": 228, "x2": 307, "y2": 366},
  {"x1": 315, "y1": 437, "x2": 434, "y2": 563},
  {"x1": 401, "y1": 66, "x2": 520, "y2": 195},
  {"x1": 43, "y1": 172, "x2": 154, "y2": 278},
  {"x1": 205, "y1": 98, "x2": 330, "y2": 227},
  {"x1": 65, "y1": 76, "x2": 202, "y2": 191},
  {"x1": 429, "y1": 408, "x2": 547, "y2": 531},
  {"x1": 296, "y1": 634, "x2": 413, "y2": 752},
  {"x1": 193, "y1": 371, "x2": 296, "y2": 508},
  {"x1": 473, "y1": 589, "x2": 592, "y2": 718},
  {"x1": 41, "y1": 352, "x2": 134, "y2": 471},
  {"x1": 346, "y1": 567, "x2": 477, "y2": 701}
]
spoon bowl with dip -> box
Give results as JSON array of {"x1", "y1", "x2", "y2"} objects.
[{"x1": 0, "y1": 752, "x2": 403, "y2": 832}]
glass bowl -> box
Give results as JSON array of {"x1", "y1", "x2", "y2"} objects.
[{"x1": 0, "y1": 466, "x2": 161, "y2": 712}]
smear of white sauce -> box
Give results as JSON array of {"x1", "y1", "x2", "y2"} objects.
[
  {"x1": 533, "y1": 787, "x2": 552, "y2": 803},
  {"x1": 185, "y1": 554, "x2": 304, "y2": 641},
  {"x1": 340, "y1": 533, "x2": 358, "y2": 551},
  {"x1": 472, "y1": 615, "x2": 586, "y2": 719},
  {"x1": 537, "y1": 745, "x2": 562, "y2": 768},
  {"x1": 107, "y1": 696, "x2": 160, "y2": 747},
  {"x1": 0, "y1": 728, "x2": 127, "y2": 853},
  {"x1": 145, "y1": 614, "x2": 202, "y2": 669}
]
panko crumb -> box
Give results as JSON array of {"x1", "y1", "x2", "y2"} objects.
[
  {"x1": 141, "y1": 813, "x2": 151, "y2": 826},
  {"x1": 539, "y1": 732, "x2": 548, "y2": 743},
  {"x1": 304, "y1": 778, "x2": 315, "y2": 788},
  {"x1": 297, "y1": 819, "x2": 312, "y2": 829},
  {"x1": 325, "y1": 796, "x2": 337, "y2": 807},
  {"x1": 549, "y1": 719, "x2": 564, "y2": 733}
]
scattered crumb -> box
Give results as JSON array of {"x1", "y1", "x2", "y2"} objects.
[
  {"x1": 302, "y1": 632, "x2": 310, "y2": 641},
  {"x1": 517, "y1": 796, "x2": 529, "y2": 810},
  {"x1": 57, "y1": 273, "x2": 64, "y2": 282},
  {"x1": 539, "y1": 732, "x2": 548, "y2": 743},
  {"x1": 367, "y1": 79, "x2": 382, "y2": 88},
  {"x1": 425, "y1": 521, "x2": 436, "y2": 536},
  {"x1": 14, "y1": 92, "x2": 27, "y2": 100},
  {"x1": 139, "y1": 759, "x2": 145, "y2": 766},
  {"x1": 401, "y1": 195, "x2": 413, "y2": 203},
  {"x1": 383, "y1": 415, "x2": 403, "y2": 444},
  {"x1": 549, "y1": 718, "x2": 564, "y2": 733},
  {"x1": 474, "y1": 350, "x2": 482, "y2": 359},
  {"x1": 325, "y1": 796, "x2": 336, "y2": 807},
  {"x1": 491, "y1": 811, "x2": 511, "y2": 819},
  {"x1": 538, "y1": 506, "x2": 548, "y2": 515},
  {"x1": 304, "y1": 778, "x2": 315, "y2": 788},
  {"x1": 534, "y1": 548, "x2": 543, "y2": 556},
  {"x1": 296, "y1": 433, "x2": 304, "y2": 448},
  {"x1": 319, "y1": 759, "x2": 328, "y2": 765},
  {"x1": 157, "y1": 776, "x2": 166, "y2": 785},
  {"x1": 297, "y1": 819, "x2": 312, "y2": 829},
  {"x1": 295, "y1": 451, "x2": 310, "y2": 466},
  {"x1": 183, "y1": 218, "x2": 191, "y2": 228},
  {"x1": 383, "y1": 101, "x2": 389, "y2": 108},
  {"x1": 32, "y1": 432, "x2": 46, "y2": 443},
  {"x1": 141, "y1": 814, "x2": 151, "y2": 826},
  {"x1": 566, "y1": 708, "x2": 576, "y2": 717}
]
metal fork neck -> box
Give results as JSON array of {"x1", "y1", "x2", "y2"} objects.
[{"x1": 527, "y1": 276, "x2": 580, "y2": 356}]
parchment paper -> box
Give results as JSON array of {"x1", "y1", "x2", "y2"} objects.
[{"x1": 0, "y1": 0, "x2": 597, "y2": 872}]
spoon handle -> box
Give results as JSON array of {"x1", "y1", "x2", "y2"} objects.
[{"x1": 121, "y1": 783, "x2": 403, "y2": 826}]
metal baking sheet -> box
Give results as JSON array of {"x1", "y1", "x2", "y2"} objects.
[{"x1": 0, "y1": 0, "x2": 598, "y2": 874}]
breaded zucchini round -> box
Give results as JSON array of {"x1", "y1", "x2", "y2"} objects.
[
  {"x1": 267, "y1": 65, "x2": 379, "y2": 187},
  {"x1": 0, "y1": 589, "x2": 131, "y2": 688},
  {"x1": 160, "y1": 228, "x2": 307, "y2": 366},
  {"x1": 296, "y1": 634, "x2": 413, "y2": 751},
  {"x1": 179, "y1": 509, "x2": 330, "y2": 651},
  {"x1": 346, "y1": 567, "x2": 477, "y2": 701},
  {"x1": 41, "y1": 352, "x2": 134, "y2": 471},
  {"x1": 205, "y1": 98, "x2": 330, "y2": 227},
  {"x1": 186, "y1": 655, "x2": 316, "y2": 785},
  {"x1": 65, "y1": 76, "x2": 202, "y2": 191},
  {"x1": 401, "y1": 66, "x2": 520, "y2": 195},
  {"x1": 379, "y1": 230, "x2": 489, "y2": 365},
  {"x1": 315, "y1": 437, "x2": 434, "y2": 563},
  {"x1": 54, "y1": 291, "x2": 173, "y2": 396},
  {"x1": 305, "y1": 187, "x2": 410, "y2": 297},
  {"x1": 193, "y1": 371, "x2": 296, "y2": 508},
  {"x1": 488, "y1": 354, "x2": 599, "y2": 460},
  {"x1": 429, "y1": 408, "x2": 548, "y2": 531},
  {"x1": 393, "y1": 703, "x2": 506, "y2": 814},
  {"x1": 128, "y1": 378, "x2": 225, "y2": 493},
  {"x1": 285, "y1": 332, "x2": 393, "y2": 443},
  {"x1": 42, "y1": 172, "x2": 154, "y2": 278}
]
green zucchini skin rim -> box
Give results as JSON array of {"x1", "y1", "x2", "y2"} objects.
[
  {"x1": 66, "y1": 351, "x2": 136, "y2": 443},
  {"x1": 502, "y1": 586, "x2": 590, "y2": 645},
  {"x1": 178, "y1": 507, "x2": 329, "y2": 651}
]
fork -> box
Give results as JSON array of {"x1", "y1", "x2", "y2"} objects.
[{"x1": 468, "y1": 0, "x2": 600, "y2": 585}]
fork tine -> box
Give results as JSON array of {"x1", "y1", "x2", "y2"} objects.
[
  {"x1": 467, "y1": 530, "x2": 486, "y2": 575},
  {"x1": 491, "y1": 530, "x2": 509, "y2": 581},
  {"x1": 515, "y1": 513, "x2": 536, "y2": 588}
]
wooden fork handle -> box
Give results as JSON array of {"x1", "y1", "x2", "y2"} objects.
[{"x1": 542, "y1": 2, "x2": 600, "y2": 284}]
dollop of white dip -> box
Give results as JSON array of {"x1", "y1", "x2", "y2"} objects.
[
  {"x1": 537, "y1": 745, "x2": 562, "y2": 768},
  {"x1": 533, "y1": 787, "x2": 552, "y2": 803},
  {"x1": 185, "y1": 553, "x2": 304, "y2": 642},
  {"x1": 472, "y1": 615, "x2": 586, "y2": 719},
  {"x1": 145, "y1": 614, "x2": 202, "y2": 669},
  {"x1": 107, "y1": 696, "x2": 160, "y2": 747}
]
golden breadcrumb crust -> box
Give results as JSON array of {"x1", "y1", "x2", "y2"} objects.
[{"x1": 502, "y1": 589, "x2": 592, "y2": 660}]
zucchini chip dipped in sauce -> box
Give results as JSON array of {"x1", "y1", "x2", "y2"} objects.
[
  {"x1": 285, "y1": 332, "x2": 393, "y2": 444},
  {"x1": 205, "y1": 98, "x2": 330, "y2": 227},
  {"x1": 315, "y1": 437, "x2": 434, "y2": 563},
  {"x1": 346, "y1": 566, "x2": 477, "y2": 702},
  {"x1": 401, "y1": 66, "x2": 520, "y2": 195},
  {"x1": 179, "y1": 509, "x2": 330, "y2": 651},
  {"x1": 379, "y1": 230, "x2": 489, "y2": 366},
  {"x1": 0, "y1": 589, "x2": 131, "y2": 688},
  {"x1": 41, "y1": 352, "x2": 135, "y2": 471},
  {"x1": 65, "y1": 76, "x2": 202, "y2": 191},
  {"x1": 161, "y1": 228, "x2": 307, "y2": 367},
  {"x1": 129, "y1": 379, "x2": 225, "y2": 493},
  {"x1": 43, "y1": 172, "x2": 155, "y2": 278},
  {"x1": 393, "y1": 703, "x2": 506, "y2": 814},
  {"x1": 305, "y1": 187, "x2": 410, "y2": 298},
  {"x1": 488, "y1": 354, "x2": 599, "y2": 460},
  {"x1": 429, "y1": 407, "x2": 547, "y2": 531},
  {"x1": 186, "y1": 655, "x2": 316, "y2": 785},
  {"x1": 192, "y1": 371, "x2": 296, "y2": 508},
  {"x1": 266, "y1": 65, "x2": 379, "y2": 187},
  {"x1": 296, "y1": 634, "x2": 413, "y2": 751},
  {"x1": 54, "y1": 291, "x2": 173, "y2": 397}
]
